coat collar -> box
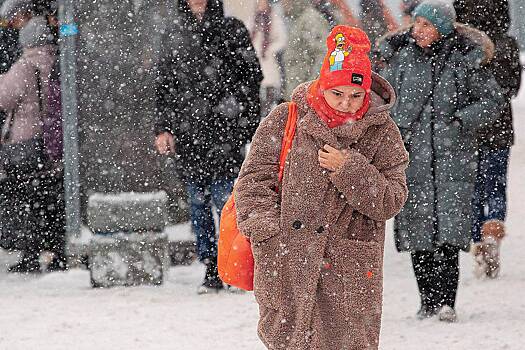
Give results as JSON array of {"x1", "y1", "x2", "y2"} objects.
[
  {"x1": 377, "y1": 23, "x2": 495, "y2": 66},
  {"x1": 291, "y1": 72, "x2": 395, "y2": 147}
]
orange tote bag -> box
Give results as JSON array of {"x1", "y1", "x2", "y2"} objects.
[{"x1": 218, "y1": 102, "x2": 298, "y2": 291}]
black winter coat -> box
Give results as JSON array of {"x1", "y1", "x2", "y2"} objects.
[
  {"x1": 0, "y1": 26, "x2": 21, "y2": 74},
  {"x1": 155, "y1": 0, "x2": 263, "y2": 181},
  {"x1": 454, "y1": 0, "x2": 522, "y2": 149},
  {"x1": 0, "y1": 26, "x2": 21, "y2": 128}
]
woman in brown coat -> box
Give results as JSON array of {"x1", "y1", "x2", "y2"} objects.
[{"x1": 234, "y1": 25, "x2": 409, "y2": 350}]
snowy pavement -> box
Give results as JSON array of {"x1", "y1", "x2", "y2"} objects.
[{"x1": 2, "y1": 101, "x2": 525, "y2": 350}]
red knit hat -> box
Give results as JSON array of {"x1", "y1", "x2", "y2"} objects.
[{"x1": 318, "y1": 25, "x2": 372, "y2": 92}]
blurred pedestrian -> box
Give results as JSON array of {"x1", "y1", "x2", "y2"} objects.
[
  {"x1": 0, "y1": 0, "x2": 33, "y2": 129},
  {"x1": 0, "y1": 0, "x2": 33, "y2": 32},
  {"x1": 281, "y1": 0, "x2": 331, "y2": 99},
  {"x1": 235, "y1": 25, "x2": 408, "y2": 350},
  {"x1": 327, "y1": 0, "x2": 360, "y2": 27},
  {"x1": 0, "y1": 16, "x2": 60, "y2": 273},
  {"x1": 454, "y1": 0, "x2": 522, "y2": 278},
  {"x1": 251, "y1": 0, "x2": 288, "y2": 117},
  {"x1": 376, "y1": 0, "x2": 504, "y2": 322},
  {"x1": 360, "y1": 0, "x2": 398, "y2": 46},
  {"x1": 34, "y1": 0, "x2": 59, "y2": 43},
  {"x1": 155, "y1": 0, "x2": 262, "y2": 294},
  {"x1": 400, "y1": 0, "x2": 421, "y2": 26}
]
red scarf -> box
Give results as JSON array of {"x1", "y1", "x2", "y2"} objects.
[{"x1": 307, "y1": 80, "x2": 370, "y2": 128}]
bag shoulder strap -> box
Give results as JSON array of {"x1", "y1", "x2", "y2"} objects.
[
  {"x1": 278, "y1": 102, "x2": 298, "y2": 182},
  {"x1": 35, "y1": 68, "x2": 43, "y2": 119},
  {"x1": 1, "y1": 95, "x2": 22, "y2": 144}
]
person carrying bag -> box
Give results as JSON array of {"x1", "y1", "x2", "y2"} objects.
[
  {"x1": 234, "y1": 26, "x2": 408, "y2": 349},
  {"x1": 0, "y1": 16, "x2": 59, "y2": 273}
]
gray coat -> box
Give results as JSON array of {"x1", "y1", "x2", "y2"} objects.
[{"x1": 377, "y1": 25, "x2": 504, "y2": 252}]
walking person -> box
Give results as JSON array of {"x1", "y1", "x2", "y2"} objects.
[
  {"x1": 454, "y1": 0, "x2": 522, "y2": 278},
  {"x1": 400, "y1": 0, "x2": 422, "y2": 26},
  {"x1": 251, "y1": 0, "x2": 288, "y2": 117},
  {"x1": 0, "y1": 0, "x2": 32, "y2": 74},
  {"x1": 359, "y1": 0, "x2": 398, "y2": 46},
  {"x1": 0, "y1": 16, "x2": 59, "y2": 273},
  {"x1": 155, "y1": 0, "x2": 262, "y2": 293},
  {"x1": 281, "y1": 0, "x2": 331, "y2": 99},
  {"x1": 0, "y1": 0, "x2": 33, "y2": 130},
  {"x1": 235, "y1": 25, "x2": 409, "y2": 349},
  {"x1": 376, "y1": 0, "x2": 504, "y2": 321}
]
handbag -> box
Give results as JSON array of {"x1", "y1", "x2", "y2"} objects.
[
  {"x1": 218, "y1": 102, "x2": 298, "y2": 291},
  {"x1": 0, "y1": 68, "x2": 48, "y2": 176}
]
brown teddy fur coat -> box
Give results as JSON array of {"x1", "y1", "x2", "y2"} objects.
[{"x1": 234, "y1": 72, "x2": 409, "y2": 350}]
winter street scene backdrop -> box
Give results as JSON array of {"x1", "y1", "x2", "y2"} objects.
[{"x1": 1, "y1": 0, "x2": 525, "y2": 349}]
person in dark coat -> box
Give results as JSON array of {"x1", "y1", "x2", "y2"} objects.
[
  {"x1": 0, "y1": 16, "x2": 59, "y2": 273},
  {"x1": 360, "y1": 0, "x2": 397, "y2": 46},
  {"x1": 155, "y1": 0, "x2": 262, "y2": 293},
  {"x1": 0, "y1": 21, "x2": 20, "y2": 75},
  {"x1": 376, "y1": 0, "x2": 504, "y2": 322},
  {"x1": 454, "y1": 0, "x2": 522, "y2": 278}
]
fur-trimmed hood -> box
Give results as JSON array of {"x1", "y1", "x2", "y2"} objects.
[
  {"x1": 376, "y1": 22, "x2": 495, "y2": 65},
  {"x1": 291, "y1": 72, "x2": 396, "y2": 120},
  {"x1": 285, "y1": 73, "x2": 397, "y2": 153}
]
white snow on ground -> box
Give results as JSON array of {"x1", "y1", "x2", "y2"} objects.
[{"x1": 2, "y1": 88, "x2": 525, "y2": 350}]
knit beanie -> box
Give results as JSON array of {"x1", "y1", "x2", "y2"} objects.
[
  {"x1": 0, "y1": 0, "x2": 33, "y2": 22},
  {"x1": 413, "y1": 0, "x2": 456, "y2": 36},
  {"x1": 318, "y1": 25, "x2": 372, "y2": 92},
  {"x1": 19, "y1": 16, "x2": 53, "y2": 48}
]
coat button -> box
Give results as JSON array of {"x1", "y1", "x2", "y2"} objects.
[
  {"x1": 316, "y1": 226, "x2": 325, "y2": 234},
  {"x1": 292, "y1": 220, "x2": 302, "y2": 230},
  {"x1": 321, "y1": 258, "x2": 332, "y2": 270}
]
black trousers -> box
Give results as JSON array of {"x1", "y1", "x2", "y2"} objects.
[
  {"x1": 0, "y1": 168, "x2": 65, "y2": 258},
  {"x1": 411, "y1": 244, "x2": 460, "y2": 309}
]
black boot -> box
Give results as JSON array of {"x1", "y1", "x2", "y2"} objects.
[
  {"x1": 46, "y1": 253, "x2": 68, "y2": 272},
  {"x1": 7, "y1": 251, "x2": 41, "y2": 273},
  {"x1": 197, "y1": 257, "x2": 224, "y2": 294},
  {"x1": 412, "y1": 250, "x2": 439, "y2": 319},
  {"x1": 416, "y1": 303, "x2": 439, "y2": 319}
]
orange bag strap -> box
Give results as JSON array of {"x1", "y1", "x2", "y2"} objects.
[{"x1": 278, "y1": 102, "x2": 298, "y2": 183}]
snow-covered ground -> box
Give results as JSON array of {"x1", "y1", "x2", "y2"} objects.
[{"x1": 2, "y1": 93, "x2": 525, "y2": 350}]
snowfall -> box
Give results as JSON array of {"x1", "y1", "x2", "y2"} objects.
[{"x1": 1, "y1": 87, "x2": 525, "y2": 350}]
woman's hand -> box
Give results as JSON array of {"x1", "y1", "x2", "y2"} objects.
[
  {"x1": 155, "y1": 132, "x2": 175, "y2": 155},
  {"x1": 318, "y1": 145, "x2": 348, "y2": 172}
]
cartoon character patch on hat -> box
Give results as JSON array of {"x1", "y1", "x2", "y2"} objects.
[{"x1": 329, "y1": 33, "x2": 352, "y2": 72}]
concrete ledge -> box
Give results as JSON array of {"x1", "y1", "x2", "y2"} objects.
[
  {"x1": 87, "y1": 192, "x2": 168, "y2": 233},
  {"x1": 89, "y1": 232, "x2": 169, "y2": 288}
]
